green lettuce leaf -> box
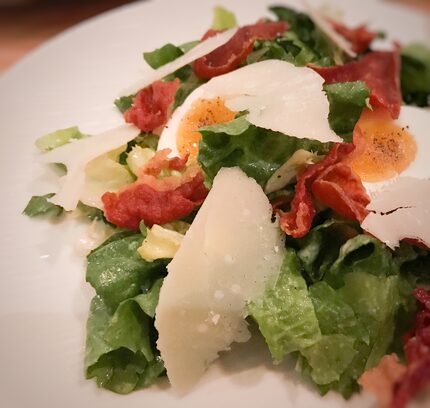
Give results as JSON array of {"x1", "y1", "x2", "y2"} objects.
[
  {"x1": 248, "y1": 248, "x2": 321, "y2": 362},
  {"x1": 248, "y1": 31, "x2": 328, "y2": 67},
  {"x1": 173, "y1": 69, "x2": 204, "y2": 109},
  {"x1": 309, "y1": 281, "x2": 369, "y2": 344},
  {"x1": 35, "y1": 126, "x2": 87, "y2": 152},
  {"x1": 325, "y1": 234, "x2": 400, "y2": 288},
  {"x1": 300, "y1": 334, "x2": 357, "y2": 385},
  {"x1": 23, "y1": 193, "x2": 63, "y2": 218},
  {"x1": 297, "y1": 219, "x2": 359, "y2": 283},
  {"x1": 401, "y1": 43, "x2": 430, "y2": 106},
  {"x1": 115, "y1": 95, "x2": 134, "y2": 113},
  {"x1": 211, "y1": 6, "x2": 237, "y2": 30},
  {"x1": 86, "y1": 232, "x2": 167, "y2": 309},
  {"x1": 269, "y1": 6, "x2": 346, "y2": 66},
  {"x1": 198, "y1": 116, "x2": 329, "y2": 187},
  {"x1": 324, "y1": 82, "x2": 371, "y2": 140},
  {"x1": 144, "y1": 43, "x2": 183, "y2": 69},
  {"x1": 85, "y1": 279, "x2": 165, "y2": 394}
]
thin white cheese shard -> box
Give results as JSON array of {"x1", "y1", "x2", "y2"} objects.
[
  {"x1": 122, "y1": 28, "x2": 237, "y2": 95},
  {"x1": 158, "y1": 59, "x2": 342, "y2": 156},
  {"x1": 41, "y1": 124, "x2": 139, "y2": 211},
  {"x1": 155, "y1": 167, "x2": 286, "y2": 392},
  {"x1": 361, "y1": 177, "x2": 430, "y2": 249}
]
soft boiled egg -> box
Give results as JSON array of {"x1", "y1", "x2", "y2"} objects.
[
  {"x1": 350, "y1": 106, "x2": 430, "y2": 249},
  {"x1": 158, "y1": 59, "x2": 342, "y2": 159},
  {"x1": 343, "y1": 106, "x2": 428, "y2": 195}
]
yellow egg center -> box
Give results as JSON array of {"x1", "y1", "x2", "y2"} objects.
[
  {"x1": 344, "y1": 108, "x2": 417, "y2": 182},
  {"x1": 177, "y1": 97, "x2": 236, "y2": 159}
]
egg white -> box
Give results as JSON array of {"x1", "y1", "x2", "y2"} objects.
[{"x1": 158, "y1": 59, "x2": 342, "y2": 157}]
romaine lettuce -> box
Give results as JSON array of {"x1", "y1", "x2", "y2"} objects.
[
  {"x1": 23, "y1": 193, "x2": 63, "y2": 218},
  {"x1": 248, "y1": 248, "x2": 321, "y2": 362},
  {"x1": 85, "y1": 279, "x2": 165, "y2": 394},
  {"x1": 198, "y1": 116, "x2": 328, "y2": 187},
  {"x1": 86, "y1": 232, "x2": 167, "y2": 309}
]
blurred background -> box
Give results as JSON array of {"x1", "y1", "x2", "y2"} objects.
[{"x1": 0, "y1": 0, "x2": 429, "y2": 74}]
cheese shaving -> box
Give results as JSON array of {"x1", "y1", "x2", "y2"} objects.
[
  {"x1": 41, "y1": 125, "x2": 139, "y2": 211},
  {"x1": 361, "y1": 177, "x2": 430, "y2": 249},
  {"x1": 155, "y1": 167, "x2": 285, "y2": 392},
  {"x1": 122, "y1": 29, "x2": 237, "y2": 95}
]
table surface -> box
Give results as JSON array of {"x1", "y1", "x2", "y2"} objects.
[{"x1": 0, "y1": 0, "x2": 429, "y2": 74}]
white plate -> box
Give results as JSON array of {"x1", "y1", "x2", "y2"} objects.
[{"x1": 0, "y1": 0, "x2": 429, "y2": 407}]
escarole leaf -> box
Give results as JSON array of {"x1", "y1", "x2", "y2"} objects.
[
  {"x1": 23, "y1": 193, "x2": 64, "y2": 218},
  {"x1": 324, "y1": 234, "x2": 400, "y2": 289},
  {"x1": 144, "y1": 43, "x2": 184, "y2": 69},
  {"x1": 86, "y1": 231, "x2": 168, "y2": 309},
  {"x1": 401, "y1": 43, "x2": 430, "y2": 106},
  {"x1": 324, "y1": 81, "x2": 371, "y2": 140},
  {"x1": 268, "y1": 5, "x2": 346, "y2": 66},
  {"x1": 248, "y1": 248, "x2": 321, "y2": 362},
  {"x1": 85, "y1": 232, "x2": 169, "y2": 393},
  {"x1": 35, "y1": 126, "x2": 87, "y2": 152},
  {"x1": 198, "y1": 116, "x2": 329, "y2": 187},
  {"x1": 85, "y1": 279, "x2": 165, "y2": 394},
  {"x1": 211, "y1": 6, "x2": 237, "y2": 30}
]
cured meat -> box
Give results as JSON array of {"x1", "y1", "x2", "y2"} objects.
[
  {"x1": 193, "y1": 21, "x2": 288, "y2": 78},
  {"x1": 102, "y1": 149, "x2": 208, "y2": 230},
  {"x1": 311, "y1": 51, "x2": 401, "y2": 119},
  {"x1": 124, "y1": 79, "x2": 180, "y2": 132}
]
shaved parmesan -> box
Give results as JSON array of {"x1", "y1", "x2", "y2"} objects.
[
  {"x1": 361, "y1": 177, "x2": 430, "y2": 249},
  {"x1": 158, "y1": 59, "x2": 342, "y2": 155},
  {"x1": 122, "y1": 29, "x2": 237, "y2": 95},
  {"x1": 301, "y1": 0, "x2": 356, "y2": 58},
  {"x1": 42, "y1": 125, "x2": 139, "y2": 211},
  {"x1": 155, "y1": 167, "x2": 285, "y2": 392}
]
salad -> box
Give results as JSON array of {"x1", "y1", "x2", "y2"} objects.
[{"x1": 23, "y1": 3, "x2": 430, "y2": 407}]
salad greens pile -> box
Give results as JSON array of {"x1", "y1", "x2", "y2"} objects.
[{"x1": 23, "y1": 3, "x2": 430, "y2": 401}]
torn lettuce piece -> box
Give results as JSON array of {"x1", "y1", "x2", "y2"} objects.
[
  {"x1": 35, "y1": 126, "x2": 87, "y2": 152},
  {"x1": 248, "y1": 248, "x2": 321, "y2": 362},
  {"x1": 115, "y1": 95, "x2": 134, "y2": 114},
  {"x1": 325, "y1": 234, "x2": 400, "y2": 288},
  {"x1": 144, "y1": 43, "x2": 184, "y2": 69},
  {"x1": 269, "y1": 5, "x2": 346, "y2": 66},
  {"x1": 296, "y1": 219, "x2": 359, "y2": 283},
  {"x1": 86, "y1": 232, "x2": 167, "y2": 309},
  {"x1": 23, "y1": 193, "x2": 63, "y2": 218},
  {"x1": 211, "y1": 6, "x2": 237, "y2": 30},
  {"x1": 323, "y1": 81, "x2": 371, "y2": 140},
  {"x1": 85, "y1": 279, "x2": 165, "y2": 394},
  {"x1": 248, "y1": 31, "x2": 326, "y2": 67},
  {"x1": 401, "y1": 43, "x2": 430, "y2": 107},
  {"x1": 81, "y1": 146, "x2": 134, "y2": 209},
  {"x1": 309, "y1": 281, "x2": 369, "y2": 344},
  {"x1": 198, "y1": 116, "x2": 328, "y2": 187},
  {"x1": 126, "y1": 145, "x2": 155, "y2": 176},
  {"x1": 300, "y1": 334, "x2": 357, "y2": 385},
  {"x1": 138, "y1": 224, "x2": 184, "y2": 262}
]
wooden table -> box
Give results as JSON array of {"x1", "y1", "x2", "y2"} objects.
[{"x1": 0, "y1": 0, "x2": 429, "y2": 74}]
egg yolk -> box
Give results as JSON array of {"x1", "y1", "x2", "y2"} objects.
[
  {"x1": 344, "y1": 109, "x2": 417, "y2": 182},
  {"x1": 177, "y1": 97, "x2": 236, "y2": 159}
]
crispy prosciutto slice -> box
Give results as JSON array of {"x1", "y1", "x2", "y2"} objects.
[
  {"x1": 312, "y1": 162, "x2": 370, "y2": 222},
  {"x1": 311, "y1": 51, "x2": 401, "y2": 119},
  {"x1": 193, "y1": 21, "x2": 288, "y2": 79},
  {"x1": 102, "y1": 149, "x2": 208, "y2": 230},
  {"x1": 277, "y1": 143, "x2": 369, "y2": 238},
  {"x1": 124, "y1": 79, "x2": 180, "y2": 132},
  {"x1": 329, "y1": 20, "x2": 377, "y2": 54}
]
